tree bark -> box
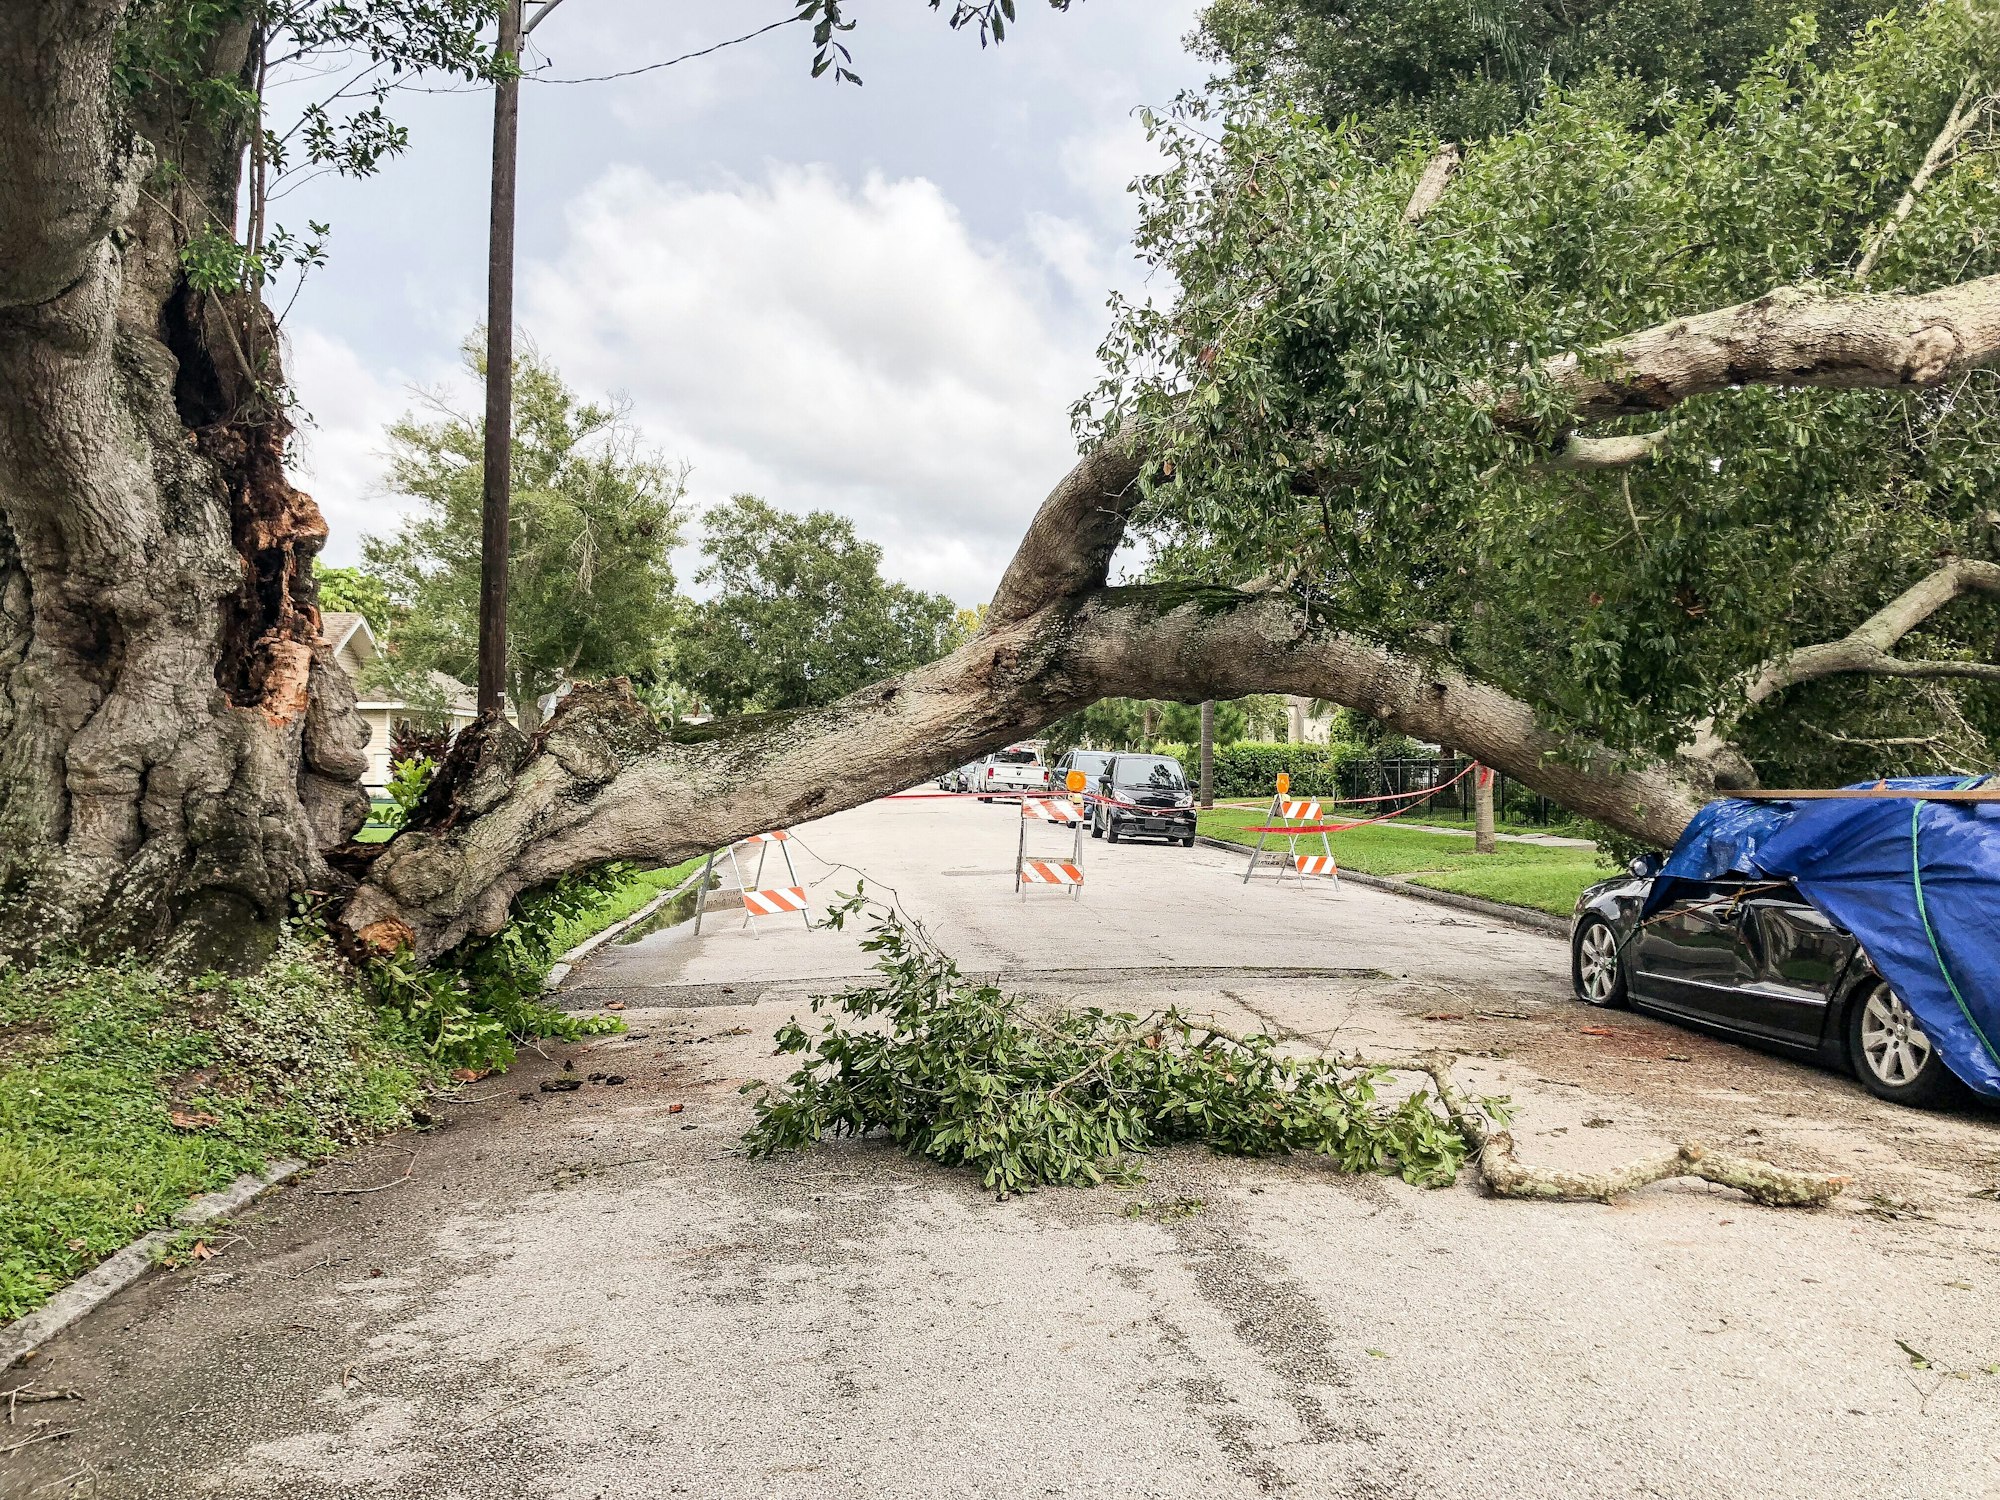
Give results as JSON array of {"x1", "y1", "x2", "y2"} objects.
[{"x1": 0, "y1": 3, "x2": 368, "y2": 967}]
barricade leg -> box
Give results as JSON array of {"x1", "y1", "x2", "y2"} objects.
[
  {"x1": 692, "y1": 849, "x2": 717, "y2": 935},
  {"x1": 1243, "y1": 794, "x2": 1280, "y2": 883},
  {"x1": 779, "y1": 839, "x2": 810, "y2": 929},
  {"x1": 730, "y1": 845, "x2": 759, "y2": 937}
]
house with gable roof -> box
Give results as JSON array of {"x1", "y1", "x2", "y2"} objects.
[{"x1": 319, "y1": 610, "x2": 480, "y2": 790}]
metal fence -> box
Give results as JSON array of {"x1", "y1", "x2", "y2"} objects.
[{"x1": 1330, "y1": 756, "x2": 1568, "y2": 829}]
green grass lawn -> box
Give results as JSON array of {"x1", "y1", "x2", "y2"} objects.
[
  {"x1": 542, "y1": 856, "x2": 709, "y2": 957},
  {"x1": 1196, "y1": 808, "x2": 1607, "y2": 916},
  {"x1": 0, "y1": 942, "x2": 431, "y2": 1322},
  {"x1": 0, "y1": 857, "x2": 708, "y2": 1324}
]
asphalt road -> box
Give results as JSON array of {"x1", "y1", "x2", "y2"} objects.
[{"x1": 7, "y1": 797, "x2": 1999, "y2": 1500}]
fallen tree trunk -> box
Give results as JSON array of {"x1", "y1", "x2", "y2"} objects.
[{"x1": 338, "y1": 586, "x2": 1708, "y2": 958}]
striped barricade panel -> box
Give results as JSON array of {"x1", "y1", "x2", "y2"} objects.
[
  {"x1": 1279, "y1": 800, "x2": 1322, "y2": 821},
  {"x1": 1019, "y1": 860, "x2": 1085, "y2": 886},
  {"x1": 736, "y1": 831, "x2": 789, "y2": 845},
  {"x1": 1022, "y1": 798, "x2": 1084, "y2": 823},
  {"x1": 742, "y1": 886, "x2": 809, "y2": 916},
  {"x1": 1294, "y1": 855, "x2": 1338, "y2": 877}
]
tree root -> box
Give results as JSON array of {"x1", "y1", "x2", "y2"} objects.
[{"x1": 1378, "y1": 1050, "x2": 1847, "y2": 1209}]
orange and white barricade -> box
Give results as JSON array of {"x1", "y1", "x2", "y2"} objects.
[
  {"x1": 1016, "y1": 774, "x2": 1088, "y2": 899},
  {"x1": 1241, "y1": 774, "x2": 1339, "y2": 888},
  {"x1": 728, "y1": 829, "x2": 811, "y2": 933}
]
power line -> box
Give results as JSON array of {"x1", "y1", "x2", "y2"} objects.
[{"x1": 528, "y1": 15, "x2": 801, "y2": 85}]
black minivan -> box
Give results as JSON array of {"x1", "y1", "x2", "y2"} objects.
[{"x1": 1091, "y1": 754, "x2": 1197, "y2": 845}]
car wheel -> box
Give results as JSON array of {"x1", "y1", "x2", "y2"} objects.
[
  {"x1": 1571, "y1": 917, "x2": 1628, "y2": 1008},
  {"x1": 1848, "y1": 977, "x2": 1964, "y2": 1108},
  {"x1": 1105, "y1": 817, "x2": 1121, "y2": 844},
  {"x1": 1179, "y1": 834, "x2": 1195, "y2": 847},
  {"x1": 1090, "y1": 809, "x2": 1104, "y2": 839}
]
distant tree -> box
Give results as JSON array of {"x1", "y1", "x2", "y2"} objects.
[
  {"x1": 361, "y1": 340, "x2": 684, "y2": 733},
  {"x1": 313, "y1": 563, "x2": 393, "y2": 633},
  {"x1": 677, "y1": 496, "x2": 958, "y2": 714}
]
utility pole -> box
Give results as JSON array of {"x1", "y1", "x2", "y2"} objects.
[
  {"x1": 477, "y1": 0, "x2": 524, "y2": 721},
  {"x1": 1198, "y1": 700, "x2": 1215, "y2": 809}
]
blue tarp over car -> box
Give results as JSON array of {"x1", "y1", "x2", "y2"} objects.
[{"x1": 1650, "y1": 776, "x2": 2000, "y2": 1098}]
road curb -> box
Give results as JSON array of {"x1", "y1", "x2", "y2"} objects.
[
  {"x1": 544, "y1": 863, "x2": 721, "y2": 992},
  {"x1": 1194, "y1": 835, "x2": 1571, "y2": 939},
  {"x1": 1, "y1": 1158, "x2": 305, "y2": 1373}
]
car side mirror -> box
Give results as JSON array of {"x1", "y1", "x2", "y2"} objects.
[{"x1": 1628, "y1": 855, "x2": 1660, "y2": 878}]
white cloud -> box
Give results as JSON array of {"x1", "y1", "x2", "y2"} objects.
[
  {"x1": 520, "y1": 161, "x2": 1103, "y2": 605},
  {"x1": 286, "y1": 326, "x2": 439, "y2": 564}
]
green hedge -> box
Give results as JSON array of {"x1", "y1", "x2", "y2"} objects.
[{"x1": 1207, "y1": 741, "x2": 1381, "y2": 798}]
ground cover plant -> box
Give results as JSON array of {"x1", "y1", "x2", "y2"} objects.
[
  {"x1": 1195, "y1": 812, "x2": 1605, "y2": 914},
  {"x1": 0, "y1": 937, "x2": 428, "y2": 1322}
]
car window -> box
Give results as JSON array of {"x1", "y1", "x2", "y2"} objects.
[
  {"x1": 1114, "y1": 756, "x2": 1187, "y2": 790},
  {"x1": 994, "y1": 749, "x2": 1039, "y2": 765},
  {"x1": 1069, "y1": 752, "x2": 1111, "y2": 777}
]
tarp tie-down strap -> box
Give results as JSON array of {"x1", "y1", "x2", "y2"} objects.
[{"x1": 1910, "y1": 798, "x2": 2000, "y2": 1069}]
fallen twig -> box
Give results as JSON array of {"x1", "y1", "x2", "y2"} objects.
[
  {"x1": 314, "y1": 1150, "x2": 416, "y2": 1196},
  {"x1": 0, "y1": 1423, "x2": 75, "y2": 1457},
  {"x1": 5, "y1": 1387, "x2": 82, "y2": 1425},
  {"x1": 1359, "y1": 1050, "x2": 1848, "y2": 1208}
]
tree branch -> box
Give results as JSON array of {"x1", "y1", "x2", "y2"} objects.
[
  {"x1": 1856, "y1": 84, "x2": 1991, "y2": 284},
  {"x1": 339, "y1": 585, "x2": 1704, "y2": 959},
  {"x1": 1499, "y1": 274, "x2": 2000, "y2": 428},
  {"x1": 1540, "y1": 425, "x2": 1676, "y2": 470},
  {"x1": 1688, "y1": 558, "x2": 2000, "y2": 756},
  {"x1": 1401, "y1": 144, "x2": 1460, "y2": 226}
]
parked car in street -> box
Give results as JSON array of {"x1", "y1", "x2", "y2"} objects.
[
  {"x1": 1571, "y1": 863, "x2": 1965, "y2": 1108},
  {"x1": 1053, "y1": 748, "x2": 1113, "y2": 797},
  {"x1": 1091, "y1": 754, "x2": 1197, "y2": 845},
  {"x1": 978, "y1": 746, "x2": 1050, "y2": 801},
  {"x1": 937, "y1": 761, "x2": 979, "y2": 793}
]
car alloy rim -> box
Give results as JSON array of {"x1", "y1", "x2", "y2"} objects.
[
  {"x1": 1859, "y1": 982, "x2": 1933, "y2": 1086},
  {"x1": 1578, "y1": 922, "x2": 1619, "y2": 1002}
]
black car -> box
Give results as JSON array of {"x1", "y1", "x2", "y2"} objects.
[
  {"x1": 1054, "y1": 748, "x2": 1115, "y2": 793},
  {"x1": 1091, "y1": 754, "x2": 1197, "y2": 845},
  {"x1": 1572, "y1": 863, "x2": 1963, "y2": 1108}
]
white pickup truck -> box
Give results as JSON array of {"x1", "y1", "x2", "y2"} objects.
[{"x1": 976, "y1": 746, "x2": 1050, "y2": 801}]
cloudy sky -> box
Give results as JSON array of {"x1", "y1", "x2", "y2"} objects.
[{"x1": 280, "y1": 0, "x2": 1210, "y2": 605}]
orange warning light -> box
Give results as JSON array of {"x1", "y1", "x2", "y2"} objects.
[
  {"x1": 1066, "y1": 770, "x2": 1086, "y2": 793},
  {"x1": 1275, "y1": 772, "x2": 1291, "y2": 796}
]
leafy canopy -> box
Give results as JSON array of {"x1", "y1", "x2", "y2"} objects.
[
  {"x1": 360, "y1": 339, "x2": 685, "y2": 726},
  {"x1": 1091, "y1": 5, "x2": 2000, "y2": 781},
  {"x1": 1196, "y1": 0, "x2": 1897, "y2": 145},
  {"x1": 676, "y1": 495, "x2": 959, "y2": 715}
]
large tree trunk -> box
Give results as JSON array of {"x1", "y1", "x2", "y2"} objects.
[{"x1": 0, "y1": 3, "x2": 368, "y2": 968}]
